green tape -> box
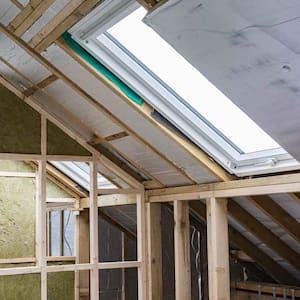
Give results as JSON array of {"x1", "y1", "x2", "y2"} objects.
[{"x1": 62, "y1": 32, "x2": 144, "y2": 105}]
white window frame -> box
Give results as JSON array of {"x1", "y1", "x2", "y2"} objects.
[{"x1": 69, "y1": 0, "x2": 300, "y2": 177}]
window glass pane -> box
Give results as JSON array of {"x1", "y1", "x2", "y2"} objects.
[{"x1": 105, "y1": 7, "x2": 280, "y2": 154}]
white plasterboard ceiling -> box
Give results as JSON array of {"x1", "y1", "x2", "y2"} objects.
[{"x1": 144, "y1": 0, "x2": 300, "y2": 161}]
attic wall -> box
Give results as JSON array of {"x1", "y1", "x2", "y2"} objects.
[
  {"x1": 98, "y1": 215, "x2": 138, "y2": 299},
  {"x1": 0, "y1": 85, "x2": 89, "y2": 156},
  {"x1": 0, "y1": 160, "x2": 74, "y2": 300}
]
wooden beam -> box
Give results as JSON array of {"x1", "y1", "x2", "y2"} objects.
[
  {"x1": 228, "y1": 201, "x2": 300, "y2": 272},
  {"x1": 137, "y1": 192, "x2": 148, "y2": 300},
  {"x1": 81, "y1": 194, "x2": 136, "y2": 208},
  {"x1": 97, "y1": 188, "x2": 141, "y2": 195},
  {"x1": 34, "y1": 0, "x2": 102, "y2": 52},
  {"x1": 147, "y1": 203, "x2": 162, "y2": 300},
  {"x1": 89, "y1": 157, "x2": 99, "y2": 300},
  {"x1": 23, "y1": 74, "x2": 58, "y2": 97},
  {"x1": 8, "y1": 0, "x2": 42, "y2": 32},
  {"x1": 98, "y1": 261, "x2": 140, "y2": 269},
  {"x1": 174, "y1": 200, "x2": 191, "y2": 300},
  {"x1": 249, "y1": 195, "x2": 300, "y2": 244},
  {"x1": 104, "y1": 131, "x2": 129, "y2": 142},
  {"x1": 189, "y1": 201, "x2": 298, "y2": 285},
  {"x1": 147, "y1": 172, "x2": 300, "y2": 202},
  {"x1": 36, "y1": 115, "x2": 47, "y2": 300},
  {"x1": 28, "y1": 0, "x2": 86, "y2": 48},
  {"x1": 14, "y1": 0, "x2": 56, "y2": 37},
  {"x1": 206, "y1": 197, "x2": 230, "y2": 300},
  {"x1": 136, "y1": 0, "x2": 157, "y2": 10}
]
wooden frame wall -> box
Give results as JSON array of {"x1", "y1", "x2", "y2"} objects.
[{"x1": 0, "y1": 110, "x2": 147, "y2": 300}]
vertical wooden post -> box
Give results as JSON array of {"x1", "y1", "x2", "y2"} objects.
[
  {"x1": 77, "y1": 209, "x2": 90, "y2": 299},
  {"x1": 137, "y1": 191, "x2": 148, "y2": 300},
  {"x1": 174, "y1": 200, "x2": 191, "y2": 300},
  {"x1": 36, "y1": 115, "x2": 47, "y2": 299},
  {"x1": 90, "y1": 157, "x2": 99, "y2": 299},
  {"x1": 206, "y1": 197, "x2": 230, "y2": 300},
  {"x1": 147, "y1": 202, "x2": 162, "y2": 300}
]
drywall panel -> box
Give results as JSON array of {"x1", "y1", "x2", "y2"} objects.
[{"x1": 145, "y1": 0, "x2": 300, "y2": 161}]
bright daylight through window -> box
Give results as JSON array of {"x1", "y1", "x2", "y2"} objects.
[
  {"x1": 106, "y1": 7, "x2": 279, "y2": 154},
  {"x1": 70, "y1": 1, "x2": 300, "y2": 176}
]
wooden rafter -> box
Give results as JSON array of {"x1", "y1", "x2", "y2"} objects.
[
  {"x1": 14, "y1": 0, "x2": 56, "y2": 37},
  {"x1": 34, "y1": 0, "x2": 102, "y2": 52},
  {"x1": 28, "y1": 0, "x2": 86, "y2": 48},
  {"x1": 23, "y1": 74, "x2": 58, "y2": 97},
  {"x1": 0, "y1": 24, "x2": 194, "y2": 186},
  {"x1": 248, "y1": 195, "x2": 300, "y2": 244},
  {"x1": 228, "y1": 201, "x2": 300, "y2": 272},
  {"x1": 190, "y1": 201, "x2": 298, "y2": 285}
]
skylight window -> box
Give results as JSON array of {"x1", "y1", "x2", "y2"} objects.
[
  {"x1": 70, "y1": 0, "x2": 300, "y2": 176},
  {"x1": 106, "y1": 7, "x2": 279, "y2": 154}
]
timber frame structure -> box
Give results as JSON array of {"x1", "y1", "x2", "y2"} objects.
[{"x1": 0, "y1": 0, "x2": 300, "y2": 299}]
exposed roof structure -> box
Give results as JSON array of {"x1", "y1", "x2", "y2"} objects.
[{"x1": 0, "y1": 0, "x2": 300, "y2": 295}]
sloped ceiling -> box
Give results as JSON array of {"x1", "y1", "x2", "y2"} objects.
[{"x1": 144, "y1": 0, "x2": 300, "y2": 160}]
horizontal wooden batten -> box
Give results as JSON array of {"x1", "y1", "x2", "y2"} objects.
[
  {"x1": 81, "y1": 194, "x2": 137, "y2": 208},
  {"x1": 147, "y1": 172, "x2": 300, "y2": 202},
  {"x1": 46, "y1": 263, "x2": 92, "y2": 273},
  {"x1": 0, "y1": 172, "x2": 35, "y2": 177},
  {"x1": 98, "y1": 261, "x2": 140, "y2": 270},
  {"x1": 0, "y1": 266, "x2": 41, "y2": 276},
  {"x1": 97, "y1": 188, "x2": 142, "y2": 195}
]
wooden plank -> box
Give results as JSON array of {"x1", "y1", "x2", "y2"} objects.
[
  {"x1": 0, "y1": 171, "x2": 35, "y2": 177},
  {"x1": 14, "y1": 0, "x2": 56, "y2": 37},
  {"x1": 34, "y1": 0, "x2": 102, "y2": 52},
  {"x1": 228, "y1": 201, "x2": 300, "y2": 272},
  {"x1": 23, "y1": 74, "x2": 58, "y2": 97},
  {"x1": 8, "y1": 0, "x2": 42, "y2": 32},
  {"x1": 288, "y1": 192, "x2": 300, "y2": 205},
  {"x1": 36, "y1": 115, "x2": 47, "y2": 300},
  {"x1": 81, "y1": 194, "x2": 136, "y2": 208},
  {"x1": 77, "y1": 210, "x2": 90, "y2": 299},
  {"x1": 0, "y1": 266, "x2": 41, "y2": 276},
  {"x1": 174, "y1": 200, "x2": 191, "y2": 300},
  {"x1": 189, "y1": 201, "x2": 298, "y2": 285},
  {"x1": 98, "y1": 261, "x2": 140, "y2": 269},
  {"x1": 46, "y1": 263, "x2": 92, "y2": 273},
  {"x1": 147, "y1": 172, "x2": 300, "y2": 202},
  {"x1": 147, "y1": 203, "x2": 162, "y2": 300},
  {"x1": 89, "y1": 157, "x2": 99, "y2": 300},
  {"x1": 29, "y1": 0, "x2": 86, "y2": 48},
  {"x1": 249, "y1": 195, "x2": 300, "y2": 244},
  {"x1": 0, "y1": 257, "x2": 36, "y2": 264},
  {"x1": 137, "y1": 192, "x2": 148, "y2": 300},
  {"x1": 206, "y1": 197, "x2": 230, "y2": 300},
  {"x1": 97, "y1": 188, "x2": 141, "y2": 195},
  {"x1": 104, "y1": 131, "x2": 129, "y2": 142}
]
